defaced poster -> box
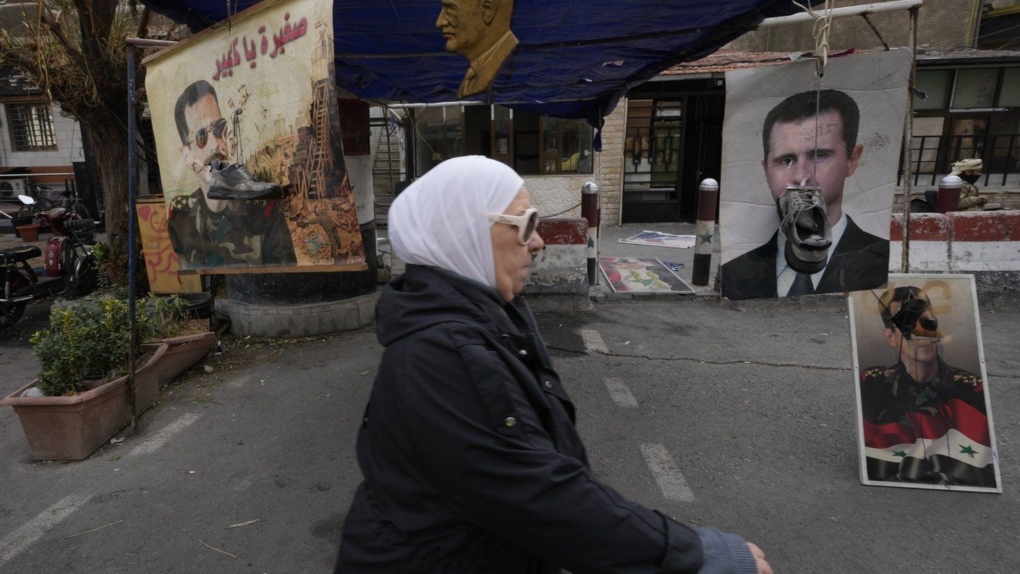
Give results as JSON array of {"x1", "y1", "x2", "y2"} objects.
[
  {"x1": 718, "y1": 50, "x2": 910, "y2": 300},
  {"x1": 144, "y1": 0, "x2": 365, "y2": 273}
]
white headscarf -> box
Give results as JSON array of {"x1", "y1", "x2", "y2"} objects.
[{"x1": 388, "y1": 156, "x2": 524, "y2": 289}]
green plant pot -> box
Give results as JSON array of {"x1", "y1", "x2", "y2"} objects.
[{"x1": 1, "y1": 345, "x2": 167, "y2": 461}]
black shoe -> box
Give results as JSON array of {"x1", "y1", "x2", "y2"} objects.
[
  {"x1": 778, "y1": 185, "x2": 831, "y2": 275},
  {"x1": 207, "y1": 161, "x2": 282, "y2": 200}
]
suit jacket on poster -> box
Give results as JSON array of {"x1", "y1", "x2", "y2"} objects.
[{"x1": 720, "y1": 215, "x2": 889, "y2": 300}]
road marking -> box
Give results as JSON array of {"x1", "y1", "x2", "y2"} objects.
[
  {"x1": 640, "y1": 443, "x2": 695, "y2": 502},
  {"x1": 603, "y1": 377, "x2": 638, "y2": 408},
  {"x1": 0, "y1": 494, "x2": 91, "y2": 565},
  {"x1": 128, "y1": 412, "x2": 202, "y2": 457},
  {"x1": 580, "y1": 329, "x2": 608, "y2": 354}
]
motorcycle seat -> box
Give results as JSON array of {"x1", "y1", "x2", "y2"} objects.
[{"x1": 0, "y1": 245, "x2": 42, "y2": 265}]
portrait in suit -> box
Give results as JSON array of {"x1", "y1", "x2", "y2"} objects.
[
  {"x1": 719, "y1": 51, "x2": 911, "y2": 301},
  {"x1": 436, "y1": 0, "x2": 518, "y2": 98}
]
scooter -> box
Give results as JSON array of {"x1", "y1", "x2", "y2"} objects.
[{"x1": 0, "y1": 205, "x2": 99, "y2": 329}]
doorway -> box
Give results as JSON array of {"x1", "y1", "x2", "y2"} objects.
[{"x1": 622, "y1": 81, "x2": 725, "y2": 223}]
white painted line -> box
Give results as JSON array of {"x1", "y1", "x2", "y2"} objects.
[
  {"x1": 0, "y1": 494, "x2": 91, "y2": 565},
  {"x1": 640, "y1": 443, "x2": 695, "y2": 502},
  {"x1": 580, "y1": 329, "x2": 608, "y2": 354},
  {"x1": 128, "y1": 412, "x2": 202, "y2": 457},
  {"x1": 603, "y1": 377, "x2": 638, "y2": 408}
]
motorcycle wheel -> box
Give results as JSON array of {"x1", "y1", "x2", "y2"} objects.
[
  {"x1": 69, "y1": 202, "x2": 91, "y2": 220},
  {"x1": 72, "y1": 255, "x2": 99, "y2": 297},
  {"x1": 16, "y1": 204, "x2": 34, "y2": 218},
  {"x1": 0, "y1": 268, "x2": 33, "y2": 329}
]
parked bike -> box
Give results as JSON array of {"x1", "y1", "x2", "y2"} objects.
[{"x1": 0, "y1": 207, "x2": 99, "y2": 329}]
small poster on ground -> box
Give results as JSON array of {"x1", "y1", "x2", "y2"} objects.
[
  {"x1": 848, "y1": 274, "x2": 1001, "y2": 493},
  {"x1": 599, "y1": 257, "x2": 694, "y2": 294},
  {"x1": 619, "y1": 230, "x2": 696, "y2": 249}
]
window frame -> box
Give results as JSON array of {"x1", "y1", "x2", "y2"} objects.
[{"x1": 4, "y1": 100, "x2": 58, "y2": 152}]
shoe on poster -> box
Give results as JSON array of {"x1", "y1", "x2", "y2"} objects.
[
  {"x1": 207, "y1": 160, "x2": 283, "y2": 200},
  {"x1": 778, "y1": 185, "x2": 831, "y2": 275}
]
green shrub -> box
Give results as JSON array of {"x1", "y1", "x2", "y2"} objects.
[{"x1": 31, "y1": 297, "x2": 160, "y2": 396}]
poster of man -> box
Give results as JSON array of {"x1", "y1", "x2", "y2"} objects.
[
  {"x1": 848, "y1": 274, "x2": 1001, "y2": 493},
  {"x1": 144, "y1": 0, "x2": 366, "y2": 272},
  {"x1": 719, "y1": 50, "x2": 911, "y2": 300},
  {"x1": 436, "y1": 0, "x2": 518, "y2": 98}
]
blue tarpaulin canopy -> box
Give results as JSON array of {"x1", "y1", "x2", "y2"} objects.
[{"x1": 139, "y1": 0, "x2": 813, "y2": 125}]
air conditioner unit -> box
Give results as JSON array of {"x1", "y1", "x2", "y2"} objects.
[{"x1": 0, "y1": 177, "x2": 28, "y2": 199}]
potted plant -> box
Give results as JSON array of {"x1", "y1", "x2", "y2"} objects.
[
  {"x1": 0, "y1": 296, "x2": 167, "y2": 461},
  {"x1": 143, "y1": 294, "x2": 216, "y2": 389}
]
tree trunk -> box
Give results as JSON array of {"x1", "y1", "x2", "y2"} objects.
[{"x1": 82, "y1": 115, "x2": 130, "y2": 285}]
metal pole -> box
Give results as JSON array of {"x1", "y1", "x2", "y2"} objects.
[
  {"x1": 901, "y1": 6, "x2": 919, "y2": 273},
  {"x1": 692, "y1": 178, "x2": 719, "y2": 286},
  {"x1": 126, "y1": 46, "x2": 138, "y2": 432},
  {"x1": 581, "y1": 182, "x2": 600, "y2": 286},
  {"x1": 757, "y1": 0, "x2": 924, "y2": 28}
]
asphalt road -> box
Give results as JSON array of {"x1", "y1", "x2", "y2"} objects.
[{"x1": 2, "y1": 293, "x2": 1019, "y2": 573}]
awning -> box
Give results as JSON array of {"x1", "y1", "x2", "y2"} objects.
[{"x1": 138, "y1": 0, "x2": 815, "y2": 126}]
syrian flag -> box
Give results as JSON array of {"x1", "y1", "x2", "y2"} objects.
[{"x1": 863, "y1": 398, "x2": 997, "y2": 488}]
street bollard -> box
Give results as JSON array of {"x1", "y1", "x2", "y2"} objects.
[
  {"x1": 692, "y1": 178, "x2": 719, "y2": 286},
  {"x1": 936, "y1": 174, "x2": 963, "y2": 214},
  {"x1": 581, "y1": 182, "x2": 600, "y2": 286}
]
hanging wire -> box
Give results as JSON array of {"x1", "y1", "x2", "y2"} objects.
[{"x1": 791, "y1": 0, "x2": 836, "y2": 185}]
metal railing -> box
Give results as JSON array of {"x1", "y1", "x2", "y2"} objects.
[{"x1": 899, "y1": 133, "x2": 1020, "y2": 187}]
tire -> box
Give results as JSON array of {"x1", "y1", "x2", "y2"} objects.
[
  {"x1": 72, "y1": 255, "x2": 98, "y2": 297},
  {"x1": 69, "y1": 201, "x2": 91, "y2": 220},
  {"x1": 0, "y1": 268, "x2": 33, "y2": 329}
]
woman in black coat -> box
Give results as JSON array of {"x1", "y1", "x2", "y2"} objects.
[{"x1": 335, "y1": 156, "x2": 771, "y2": 574}]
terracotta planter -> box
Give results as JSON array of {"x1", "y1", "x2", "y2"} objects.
[
  {"x1": 15, "y1": 224, "x2": 40, "y2": 242},
  {"x1": 1, "y1": 345, "x2": 167, "y2": 461},
  {"x1": 143, "y1": 331, "x2": 216, "y2": 389},
  {"x1": 130, "y1": 343, "x2": 170, "y2": 416}
]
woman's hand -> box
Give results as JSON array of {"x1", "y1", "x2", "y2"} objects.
[{"x1": 746, "y1": 542, "x2": 773, "y2": 574}]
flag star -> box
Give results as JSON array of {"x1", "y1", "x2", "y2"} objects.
[
  {"x1": 959, "y1": 445, "x2": 979, "y2": 459},
  {"x1": 699, "y1": 233, "x2": 713, "y2": 245},
  {"x1": 892, "y1": 450, "x2": 907, "y2": 458}
]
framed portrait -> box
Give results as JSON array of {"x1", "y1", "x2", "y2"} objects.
[{"x1": 848, "y1": 274, "x2": 1001, "y2": 493}]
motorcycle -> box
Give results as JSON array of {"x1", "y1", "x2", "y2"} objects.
[{"x1": 0, "y1": 205, "x2": 99, "y2": 329}]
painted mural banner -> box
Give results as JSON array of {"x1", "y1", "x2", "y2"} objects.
[
  {"x1": 143, "y1": 0, "x2": 365, "y2": 273},
  {"x1": 848, "y1": 274, "x2": 1001, "y2": 493},
  {"x1": 136, "y1": 199, "x2": 203, "y2": 294},
  {"x1": 718, "y1": 50, "x2": 910, "y2": 300}
]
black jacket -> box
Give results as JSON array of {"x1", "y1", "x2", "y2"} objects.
[
  {"x1": 721, "y1": 215, "x2": 889, "y2": 300},
  {"x1": 336, "y1": 265, "x2": 756, "y2": 574}
]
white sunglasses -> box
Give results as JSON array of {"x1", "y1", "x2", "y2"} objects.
[{"x1": 487, "y1": 207, "x2": 540, "y2": 245}]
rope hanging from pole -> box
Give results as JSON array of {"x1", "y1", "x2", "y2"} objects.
[{"x1": 792, "y1": 0, "x2": 835, "y2": 75}]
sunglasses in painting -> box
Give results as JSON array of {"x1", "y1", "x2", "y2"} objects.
[
  {"x1": 487, "y1": 207, "x2": 540, "y2": 245},
  {"x1": 185, "y1": 118, "x2": 228, "y2": 149}
]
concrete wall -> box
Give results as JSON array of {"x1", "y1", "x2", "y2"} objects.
[
  {"x1": 890, "y1": 211, "x2": 1020, "y2": 275},
  {"x1": 526, "y1": 217, "x2": 589, "y2": 294},
  {"x1": 726, "y1": 0, "x2": 980, "y2": 52}
]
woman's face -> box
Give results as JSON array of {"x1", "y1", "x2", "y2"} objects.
[{"x1": 491, "y1": 187, "x2": 544, "y2": 303}]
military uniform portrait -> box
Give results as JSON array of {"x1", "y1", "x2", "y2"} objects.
[{"x1": 848, "y1": 274, "x2": 1001, "y2": 493}]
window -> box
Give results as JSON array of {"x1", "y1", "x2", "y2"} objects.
[
  {"x1": 5, "y1": 102, "x2": 57, "y2": 151},
  {"x1": 410, "y1": 104, "x2": 593, "y2": 177}
]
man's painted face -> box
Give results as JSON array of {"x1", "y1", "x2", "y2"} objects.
[
  {"x1": 181, "y1": 93, "x2": 229, "y2": 180},
  {"x1": 762, "y1": 110, "x2": 862, "y2": 209},
  {"x1": 884, "y1": 301, "x2": 940, "y2": 366},
  {"x1": 436, "y1": 0, "x2": 486, "y2": 59}
]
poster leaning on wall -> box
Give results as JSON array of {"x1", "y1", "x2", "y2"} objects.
[
  {"x1": 848, "y1": 274, "x2": 1002, "y2": 493},
  {"x1": 144, "y1": 0, "x2": 365, "y2": 273}
]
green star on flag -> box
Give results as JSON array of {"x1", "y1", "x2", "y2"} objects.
[
  {"x1": 699, "y1": 233, "x2": 713, "y2": 245},
  {"x1": 960, "y1": 445, "x2": 979, "y2": 459},
  {"x1": 892, "y1": 450, "x2": 906, "y2": 458}
]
